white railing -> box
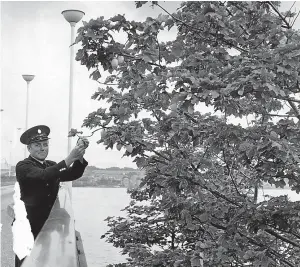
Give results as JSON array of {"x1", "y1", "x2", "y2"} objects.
[{"x1": 8, "y1": 185, "x2": 86, "y2": 267}]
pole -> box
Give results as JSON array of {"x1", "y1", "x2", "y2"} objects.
[
  {"x1": 62, "y1": 9, "x2": 85, "y2": 200},
  {"x1": 68, "y1": 22, "x2": 76, "y2": 155},
  {"x1": 9, "y1": 140, "x2": 12, "y2": 177},
  {"x1": 24, "y1": 82, "x2": 30, "y2": 158},
  {"x1": 22, "y1": 75, "x2": 34, "y2": 158},
  {"x1": 66, "y1": 23, "x2": 75, "y2": 198},
  {"x1": 66, "y1": 22, "x2": 76, "y2": 199}
]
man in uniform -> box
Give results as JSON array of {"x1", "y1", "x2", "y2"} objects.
[{"x1": 13, "y1": 125, "x2": 89, "y2": 267}]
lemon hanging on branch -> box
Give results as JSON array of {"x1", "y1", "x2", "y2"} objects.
[
  {"x1": 118, "y1": 55, "x2": 124, "y2": 64},
  {"x1": 111, "y1": 58, "x2": 119, "y2": 69},
  {"x1": 126, "y1": 144, "x2": 133, "y2": 153}
]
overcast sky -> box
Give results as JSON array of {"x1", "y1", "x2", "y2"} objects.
[
  {"x1": 1, "y1": 1, "x2": 299, "y2": 168},
  {"x1": 0, "y1": 1, "x2": 180, "y2": 168}
]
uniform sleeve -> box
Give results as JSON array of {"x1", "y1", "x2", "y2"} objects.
[
  {"x1": 59, "y1": 158, "x2": 88, "y2": 182},
  {"x1": 16, "y1": 160, "x2": 68, "y2": 183}
]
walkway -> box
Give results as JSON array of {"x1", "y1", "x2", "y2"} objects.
[{"x1": 1, "y1": 185, "x2": 14, "y2": 267}]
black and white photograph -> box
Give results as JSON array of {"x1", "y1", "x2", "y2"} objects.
[{"x1": 1, "y1": 1, "x2": 300, "y2": 267}]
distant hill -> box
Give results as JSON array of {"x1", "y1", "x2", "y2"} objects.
[
  {"x1": 82, "y1": 166, "x2": 141, "y2": 176},
  {"x1": 72, "y1": 166, "x2": 144, "y2": 188},
  {"x1": 93, "y1": 166, "x2": 137, "y2": 171},
  {"x1": 84, "y1": 166, "x2": 137, "y2": 171}
]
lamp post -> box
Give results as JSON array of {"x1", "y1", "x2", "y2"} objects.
[
  {"x1": 9, "y1": 140, "x2": 12, "y2": 177},
  {"x1": 16, "y1": 127, "x2": 22, "y2": 164},
  {"x1": 62, "y1": 9, "x2": 85, "y2": 198},
  {"x1": 22, "y1": 74, "x2": 35, "y2": 158},
  {"x1": 61, "y1": 9, "x2": 85, "y2": 154},
  {"x1": 16, "y1": 128, "x2": 22, "y2": 136}
]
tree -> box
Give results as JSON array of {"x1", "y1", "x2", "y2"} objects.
[{"x1": 73, "y1": 1, "x2": 300, "y2": 266}]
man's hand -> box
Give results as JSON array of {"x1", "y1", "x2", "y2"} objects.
[
  {"x1": 77, "y1": 137, "x2": 89, "y2": 149},
  {"x1": 64, "y1": 143, "x2": 86, "y2": 167},
  {"x1": 76, "y1": 137, "x2": 89, "y2": 163}
]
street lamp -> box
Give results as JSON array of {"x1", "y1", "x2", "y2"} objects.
[
  {"x1": 62, "y1": 9, "x2": 85, "y2": 199},
  {"x1": 22, "y1": 74, "x2": 35, "y2": 158},
  {"x1": 61, "y1": 9, "x2": 85, "y2": 154},
  {"x1": 9, "y1": 140, "x2": 12, "y2": 177}
]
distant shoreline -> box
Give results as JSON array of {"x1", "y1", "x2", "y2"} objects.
[
  {"x1": 0, "y1": 179, "x2": 293, "y2": 191},
  {"x1": 1, "y1": 181, "x2": 15, "y2": 187},
  {"x1": 0, "y1": 180, "x2": 130, "y2": 188},
  {"x1": 72, "y1": 185, "x2": 127, "y2": 189}
]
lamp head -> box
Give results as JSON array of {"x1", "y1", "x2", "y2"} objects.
[
  {"x1": 22, "y1": 75, "x2": 35, "y2": 83},
  {"x1": 62, "y1": 10, "x2": 85, "y2": 24}
]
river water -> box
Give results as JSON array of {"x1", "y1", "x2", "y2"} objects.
[
  {"x1": 258, "y1": 188, "x2": 300, "y2": 202},
  {"x1": 71, "y1": 187, "x2": 300, "y2": 267},
  {"x1": 72, "y1": 187, "x2": 130, "y2": 267}
]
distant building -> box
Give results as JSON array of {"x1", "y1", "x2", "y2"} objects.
[
  {"x1": 123, "y1": 177, "x2": 130, "y2": 188},
  {"x1": 121, "y1": 173, "x2": 144, "y2": 189},
  {"x1": 1, "y1": 159, "x2": 10, "y2": 176},
  {"x1": 76, "y1": 166, "x2": 145, "y2": 188},
  {"x1": 1, "y1": 159, "x2": 16, "y2": 177}
]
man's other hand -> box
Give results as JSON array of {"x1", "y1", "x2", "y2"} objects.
[{"x1": 65, "y1": 144, "x2": 86, "y2": 167}]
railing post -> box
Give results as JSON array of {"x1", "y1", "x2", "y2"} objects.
[{"x1": 75, "y1": 230, "x2": 88, "y2": 267}]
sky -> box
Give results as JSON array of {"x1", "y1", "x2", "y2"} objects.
[
  {"x1": 1, "y1": 1, "x2": 300, "y2": 168},
  {"x1": 0, "y1": 1, "x2": 180, "y2": 168}
]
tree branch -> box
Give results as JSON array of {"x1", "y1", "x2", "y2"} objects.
[
  {"x1": 220, "y1": 2, "x2": 249, "y2": 38},
  {"x1": 265, "y1": 228, "x2": 300, "y2": 249},
  {"x1": 209, "y1": 222, "x2": 296, "y2": 266},
  {"x1": 156, "y1": 36, "x2": 161, "y2": 66},
  {"x1": 136, "y1": 140, "x2": 171, "y2": 161},
  {"x1": 76, "y1": 127, "x2": 104, "y2": 138},
  {"x1": 190, "y1": 176, "x2": 242, "y2": 207},
  {"x1": 151, "y1": 109, "x2": 161, "y2": 122},
  {"x1": 291, "y1": 10, "x2": 300, "y2": 27},
  {"x1": 286, "y1": 96, "x2": 300, "y2": 121},
  {"x1": 239, "y1": 231, "x2": 296, "y2": 267},
  {"x1": 121, "y1": 52, "x2": 164, "y2": 68},
  {"x1": 222, "y1": 148, "x2": 242, "y2": 196},
  {"x1": 284, "y1": 1, "x2": 296, "y2": 21},
  {"x1": 264, "y1": 113, "x2": 298, "y2": 118},
  {"x1": 275, "y1": 96, "x2": 300, "y2": 104},
  {"x1": 266, "y1": 223, "x2": 300, "y2": 242},
  {"x1": 183, "y1": 111, "x2": 198, "y2": 123},
  {"x1": 196, "y1": 146, "x2": 209, "y2": 169},
  {"x1": 154, "y1": 2, "x2": 248, "y2": 54},
  {"x1": 267, "y1": 1, "x2": 292, "y2": 29},
  {"x1": 97, "y1": 81, "x2": 119, "y2": 86}
]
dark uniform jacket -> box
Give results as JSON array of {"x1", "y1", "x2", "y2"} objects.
[{"x1": 15, "y1": 156, "x2": 88, "y2": 239}]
